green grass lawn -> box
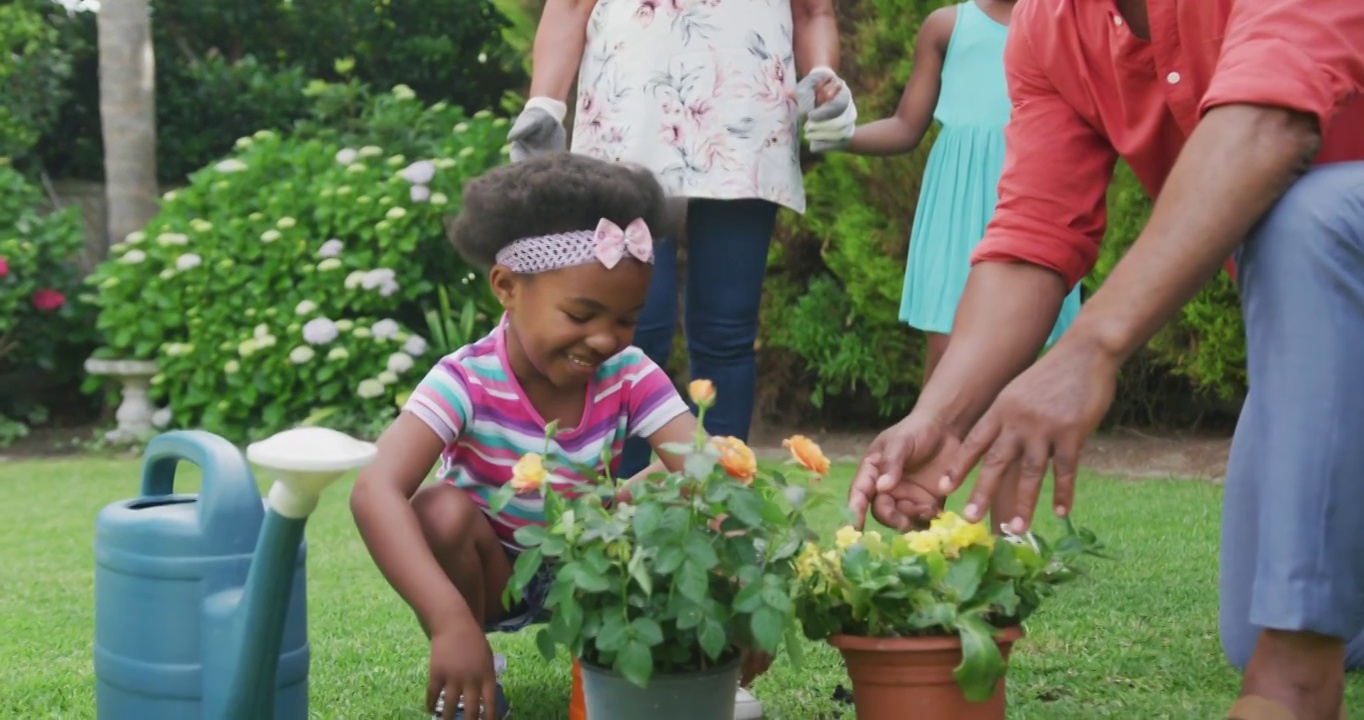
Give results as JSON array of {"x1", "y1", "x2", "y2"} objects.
[{"x1": 4, "y1": 455, "x2": 1364, "y2": 719}]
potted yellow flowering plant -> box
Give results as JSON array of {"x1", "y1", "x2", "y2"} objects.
[
  {"x1": 793, "y1": 512, "x2": 1105, "y2": 720},
  {"x1": 487, "y1": 380, "x2": 831, "y2": 720}
]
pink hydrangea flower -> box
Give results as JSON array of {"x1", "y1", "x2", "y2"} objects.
[
  {"x1": 32, "y1": 289, "x2": 65, "y2": 312},
  {"x1": 0, "y1": 256, "x2": 8, "y2": 277}
]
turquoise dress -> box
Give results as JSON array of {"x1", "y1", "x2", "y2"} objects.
[{"x1": 898, "y1": 0, "x2": 1080, "y2": 344}]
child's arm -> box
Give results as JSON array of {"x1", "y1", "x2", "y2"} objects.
[
  {"x1": 350, "y1": 413, "x2": 473, "y2": 637},
  {"x1": 625, "y1": 412, "x2": 700, "y2": 484},
  {"x1": 843, "y1": 7, "x2": 954, "y2": 156}
]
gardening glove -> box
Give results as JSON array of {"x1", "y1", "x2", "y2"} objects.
[
  {"x1": 506, "y1": 96, "x2": 568, "y2": 163},
  {"x1": 796, "y1": 66, "x2": 858, "y2": 153}
]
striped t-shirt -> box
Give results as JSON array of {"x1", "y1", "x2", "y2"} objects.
[{"x1": 403, "y1": 322, "x2": 690, "y2": 551}]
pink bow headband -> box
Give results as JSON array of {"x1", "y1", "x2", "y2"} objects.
[{"x1": 494, "y1": 218, "x2": 655, "y2": 274}]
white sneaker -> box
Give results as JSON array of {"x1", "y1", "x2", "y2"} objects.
[{"x1": 734, "y1": 687, "x2": 764, "y2": 720}]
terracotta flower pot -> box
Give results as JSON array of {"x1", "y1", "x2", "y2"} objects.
[{"x1": 828, "y1": 626, "x2": 1024, "y2": 720}]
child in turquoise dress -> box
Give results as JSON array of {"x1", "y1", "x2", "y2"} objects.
[{"x1": 806, "y1": 0, "x2": 1081, "y2": 381}]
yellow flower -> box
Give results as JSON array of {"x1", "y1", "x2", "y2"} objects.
[
  {"x1": 711, "y1": 436, "x2": 756, "y2": 483},
  {"x1": 946, "y1": 521, "x2": 995, "y2": 555},
  {"x1": 835, "y1": 525, "x2": 863, "y2": 551},
  {"x1": 930, "y1": 510, "x2": 966, "y2": 533},
  {"x1": 783, "y1": 434, "x2": 831, "y2": 476},
  {"x1": 795, "y1": 542, "x2": 822, "y2": 580},
  {"x1": 688, "y1": 379, "x2": 716, "y2": 408},
  {"x1": 905, "y1": 530, "x2": 943, "y2": 555},
  {"x1": 509, "y1": 453, "x2": 548, "y2": 494}
]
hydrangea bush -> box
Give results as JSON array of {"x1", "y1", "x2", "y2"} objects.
[{"x1": 84, "y1": 86, "x2": 508, "y2": 441}]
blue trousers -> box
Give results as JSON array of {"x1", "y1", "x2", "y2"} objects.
[
  {"x1": 619, "y1": 198, "x2": 778, "y2": 477},
  {"x1": 1220, "y1": 161, "x2": 1364, "y2": 671}
]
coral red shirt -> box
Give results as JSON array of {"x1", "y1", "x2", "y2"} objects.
[{"x1": 971, "y1": 0, "x2": 1364, "y2": 289}]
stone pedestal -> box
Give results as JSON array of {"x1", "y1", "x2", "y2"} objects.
[{"x1": 84, "y1": 358, "x2": 158, "y2": 443}]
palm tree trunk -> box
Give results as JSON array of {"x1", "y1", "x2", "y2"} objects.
[{"x1": 97, "y1": 0, "x2": 159, "y2": 250}]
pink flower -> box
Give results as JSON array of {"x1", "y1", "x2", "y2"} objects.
[
  {"x1": 32, "y1": 289, "x2": 65, "y2": 312},
  {"x1": 0, "y1": 256, "x2": 7, "y2": 277},
  {"x1": 658, "y1": 122, "x2": 685, "y2": 147}
]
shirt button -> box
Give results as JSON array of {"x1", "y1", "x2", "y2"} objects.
[{"x1": 1166, "y1": 71, "x2": 1181, "y2": 84}]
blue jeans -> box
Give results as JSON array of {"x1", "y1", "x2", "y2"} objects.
[
  {"x1": 619, "y1": 198, "x2": 778, "y2": 477},
  {"x1": 1219, "y1": 161, "x2": 1364, "y2": 671}
]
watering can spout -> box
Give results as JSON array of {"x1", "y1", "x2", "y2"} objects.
[{"x1": 217, "y1": 427, "x2": 378, "y2": 720}]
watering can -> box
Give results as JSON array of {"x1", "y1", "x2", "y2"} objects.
[{"x1": 93, "y1": 427, "x2": 376, "y2": 719}]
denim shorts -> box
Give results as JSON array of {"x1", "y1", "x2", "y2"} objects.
[{"x1": 487, "y1": 545, "x2": 555, "y2": 634}]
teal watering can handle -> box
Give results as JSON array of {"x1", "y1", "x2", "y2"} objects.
[{"x1": 140, "y1": 430, "x2": 264, "y2": 532}]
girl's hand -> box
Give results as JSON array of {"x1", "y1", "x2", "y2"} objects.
[{"x1": 428, "y1": 618, "x2": 498, "y2": 719}]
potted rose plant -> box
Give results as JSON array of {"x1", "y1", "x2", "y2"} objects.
[
  {"x1": 488, "y1": 381, "x2": 830, "y2": 720},
  {"x1": 793, "y1": 511, "x2": 1106, "y2": 720}
]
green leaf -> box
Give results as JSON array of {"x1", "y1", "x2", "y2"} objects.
[
  {"x1": 734, "y1": 580, "x2": 764, "y2": 613},
  {"x1": 678, "y1": 560, "x2": 710, "y2": 603},
  {"x1": 631, "y1": 617, "x2": 664, "y2": 646},
  {"x1": 657, "y1": 441, "x2": 694, "y2": 456},
  {"x1": 783, "y1": 617, "x2": 806, "y2": 669},
  {"x1": 699, "y1": 618, "x2": 727, "y2": 660},
  {"x1": 726, "y1": 490, "x2": 764, "y2": 527},
  {"x1": 943, "y1": 545, "x2": 991, "y2": 602},
  {"x1": 760, "y1": 576, "x2": 793, "y2": 613},
  {"x1": 550, "y1": 597, "x2": 584, "y2": 643},
  {"x1": 513, "y1": 524, "x2": 549, "y2": 547},
  {"x1": 684, "y1": 452, "x2": 716, "y2": 479},
  {"x1": 597, "y1": 615, "x2": 629, "y2": 652},
  {"x1": 677, "y1": 601, "x2": 704, "y2": 630},
  {"x1": 510, "y1": 547, "x2": 544, "y2": 597},
  {"x1": 617, "y1": 639, "x2": 653, "y2": 688},
  {"x1": 952, "y1": 615, "x2": 1007, "y2": 703},
  {"x1": 750, "y1": 605, "x2": 785, "y2": 652},
  {"x1": 683, "y1": 531, "x2": 719, "y2": 570},
  {"x1": 627, "y1": 548, "x2": 653, "y2": 596},
  {"x1": 566, "y1": 563, "x2": 610, "y2": 593},
  {"x1": 535, "y1": 627, "x2": 557, "y2": 662},
  {"x1": 631, "y1": 502, "x2": 663, "y2": 537},
  {"x1": 488, "y1": 485, "x2": 515, "y2": 514},
  {"x1": 655, "y1": 545, "x2": 686, "y2": 574}
]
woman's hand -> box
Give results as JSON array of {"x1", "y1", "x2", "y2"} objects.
[{"x1": 507, "y1": 97, "x2": 567, "y2": 163}]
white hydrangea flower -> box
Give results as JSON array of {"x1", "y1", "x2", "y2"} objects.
[
  {"x1": 216, "y1": 158, "x2": 247, "y2": 173},
  {"x1": 175, "y1": 253, "x2": 202, "y2": 271},
  {"x1": 377, "y1": 370, "x2": 399, "y2": 385},
  {"x1": 254, "y1": 324, "x2": 271, "y2": 339},
  {"x1": 410, "y1": 185, "x2": 431, "y2": 203},
  {"x1": 459, "y1": 147, "x2": 476, "y2": 159},
  {"x1": 361, "y1": 268, "x2": 396, "y2": 290},
  {"x1": 224, "y1": 360, "x2": 240, "y2": 374},
  {"x1": 289, "y1": 346, "x2": 316, "y2": 364},
  {"x1": 344, "y1": 270, "x2": 366, "y2": 289},
  {"x1": 357, "y1": 379, "x2": 385, "y2": 399},
  {"x1": 122, "y1": 249, "x2": 147, "y2": 264},
  {"x1": 346, "y1": 163, "x2": 367, "y2": 174},
  {"x1": 261, "y1": 229, "x2": 281, "y2": 243},
  {"x1": 372, "y1": 319, "x2": 401, "y2": 340},
  {"x1": 254, "y1": 129, "x2": 276, "y2": 141},
  {"x1": 353, "y1": 327, "x2": 373, "y2": 339},
  {"x1": 336, "y1": 148, "x2": 358, "y2": 165},
  {"x1": 385, "y1": 206, "x2": 407, "y2": 220},
  {"x1": 254, "y1": 334, "x2": 277, "y2": 350},
  {"x1": 433, "y1": 158, "x2": 456, "y2": 170},
  {"x1": 335, "y1": 185, "x2": 352, "y2": 196},
  {"x1": 162, "y1": 190, "x2": 179, "y2": 201},
  {"x1": 402, "y1": 336, "x2": 428, "y2": 357},
  {"x1": 334, "y1": 319, "x2": 355, "y2": 332},
  {"x1": 125, "y1": 231, "x2": 146, "y2": 244},
  {"x1": 454, "y1": 123, "x2": 469, "y2": 133},
  {"x1": 151, "y1": 407, "x2": 173, "y2": 428},
  {"x1": 238, "y1": 339, "x2": 259, "y2": 357},
  {"x1": 248, "y1": 212, "x2": 265, "y2": 222},
  {"x1": 302, "y1": 317, "x2": 339, "y2": 345},
  {"x1": 327, "y1": 347, "x2": 349, "y2": 361},
  {"x1": 317, "y1": 258, "x2": 342, "y2": 272},
  {"x1": 379, "y1": 279, "x2": 399, "y2": 297},
  {"x1": 158, "y1": 269, "x2": 176, "y2": 281},
  {"x1": 318, "y1": 239, "x2": 344, "y2": 258},
  {"x1": 386, "y1": 155, "x2": 407, "y2": 168},
  {"x1": 190, "y1": 219, "x2": 213, "y2": 233},
  {"x1": 392, "y1": 84, "x2": 417, "y2": 100},
  {"x1": 295, "y1": 300, "x2": 318, "y2": 316},
  {"x1": 401, "y1": 160, "x2": 436, "y2": 185},
  {"x1": 277, "y1": 217, "x2": 297, "y2": 229},
  {"x1": 358, "y1": 145, "x2": 383, "y2": 158},
  {"x1": 387, "y1": 352, "x2": 414, "y2": 374},
  {"x1": 157, "y1": 232, "x2": 189, "y2": 246},
  {"x1": 429, "y1": 192, "x2": 449, "y2": 206}
]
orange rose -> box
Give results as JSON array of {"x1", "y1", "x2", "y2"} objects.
[
  {"x1": 783, "y1": 434, "x2": 830, "y2": 476},
  {"x1": 712, "y1": 436, "x2": 756, "y2": 483},
  {"x1": 509, "y1": 453, "x2": 548, "y2": 494},
  {"x1": 688, "y1": 379, "x2": 717, "y2": 408}
]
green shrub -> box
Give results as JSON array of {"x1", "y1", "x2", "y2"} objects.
[
  {"x1": 0, "y1": 0, "x2": 82, "y2": 168},
  {"x1": 83, "y1": 87, "x2": 507, "y2": 442},
  {"x1": 0, "y1": 160, "x2": 96, "y2": 442}
]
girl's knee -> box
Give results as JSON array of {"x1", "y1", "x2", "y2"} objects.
[{"x1": 412, "y1": 484, "x2": 488, "y2": 549}]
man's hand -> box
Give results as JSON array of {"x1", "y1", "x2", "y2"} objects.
[
  {"x1": 847, "y1": 413, "x2": 955, "y2": 531},
  {"x1": 796, "y1": 67, "x2": 858, "y2": 152},
  {"x1": 938, "y1": 338, "x2": 1120, "y2": 533},
  {"x1": 507, "y1": 97, "x2": 567, "y2": 163}
]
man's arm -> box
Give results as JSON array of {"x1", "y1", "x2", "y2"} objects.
[
  {"x1": 914, "y1": 28, "x2": 1118, "y2": 439},
  {"x1": 1067, "y1": 0, "x2": 1364, "y2": 364}
]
